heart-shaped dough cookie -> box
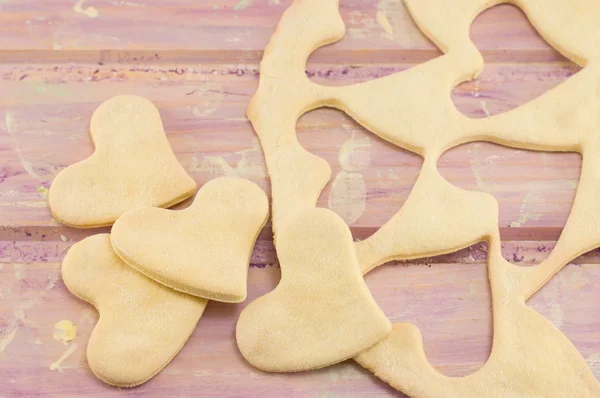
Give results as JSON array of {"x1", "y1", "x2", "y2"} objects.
[
  {"x1": 235, "y1": 208, "x2": 391, "y2": 372},
  {"x1": 49, "y1": 95, "x2": 196, "y2": 228},
  {"x1": 110, "y1": 177, "x2": 269, "y2": 303},
  {"x1": 62, "y1": 234, "x2": 207, "y2": 387}
]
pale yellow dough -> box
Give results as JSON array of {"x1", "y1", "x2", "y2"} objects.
[
  {"x1": 49, "y1": 95, "x2": 196, "y2": 228},
  {"x1": 110, "y1": 177, "x2": 269, "y2": 303},
  {"x1": 236, "y1": 208, "x2": 391, "y2": 372},
  {"x1": 62, "y1": 234, "x2": 207, "y2": 387},
  {"x1": 248, "y1": 0, "x2": 600, "y2": 396}
]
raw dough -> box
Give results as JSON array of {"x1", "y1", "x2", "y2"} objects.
[
  {"x1": 62, "y1": 234, "x2": 207, "y2": 387},
  {"x1": 235, "y1": 208, "x2": 391, "y2": 372},
  {"x1": 356, "y1": 246, "x2": 600, "y2": 397},
  {"x1": 49, "y1": 95, "x2": 196, "y2": 228},
  {"x1": 110, "y1": 177, "x2": 269, "y2": 303},
  {"x1": 248, "y1": 0, "x2": 600, "y2": 395}
]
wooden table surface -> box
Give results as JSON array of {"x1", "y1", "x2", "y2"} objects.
[{"x1": 0, "y1": 0, "x2": 598, "y2": 397}]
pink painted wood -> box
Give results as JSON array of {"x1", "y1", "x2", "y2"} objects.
[{"x1": 0, "y1": 1, "x2": 598, "y2": 397}]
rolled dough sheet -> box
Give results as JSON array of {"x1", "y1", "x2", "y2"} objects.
[
  {"x1": 248, "y1": 0, "x2": 600, "y2": 395},
  {"x1": 62, "y1": 234, "x2": 207, "y2": 387},
  {"x1": 355, "y1": 246, "x2": 600, "y2": 397},
  {"x1": 49, "y1": 95, "x2": 196, "y2": 228},
  {"x1": 111, "y1": 177, "x2": 269, "y2": 303}
]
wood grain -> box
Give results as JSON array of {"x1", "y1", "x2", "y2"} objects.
[
  {"x1": 0, "y1": 255, "x2": 598, "y2": 397},
  {"x1": 0, "y1": 61, "x2": 583, "y2": 236},
  {"x1": 0, "y1": 0, "x2": 598, "y2": 396},
  {"x1": 0, "y1": 1, "x2": 561, "y2": 59}
]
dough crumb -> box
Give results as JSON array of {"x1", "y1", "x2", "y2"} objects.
[{"x1": 53, "y1": 320, "x2": 77, "y2": 343}]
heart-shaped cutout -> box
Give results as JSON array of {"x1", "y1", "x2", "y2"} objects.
[
  {"x1": 110, "y1": 177, "x2": 269, "y2": 303},
  {"x1": 49, "y1": 95, "x2": 196, "y2": 228},
  {"x1": 62, "y1": 234, "x2": 207, "y2": 387},
  {"x1": 236, "y1": 208, "x2": 391, "y2": 372}
]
